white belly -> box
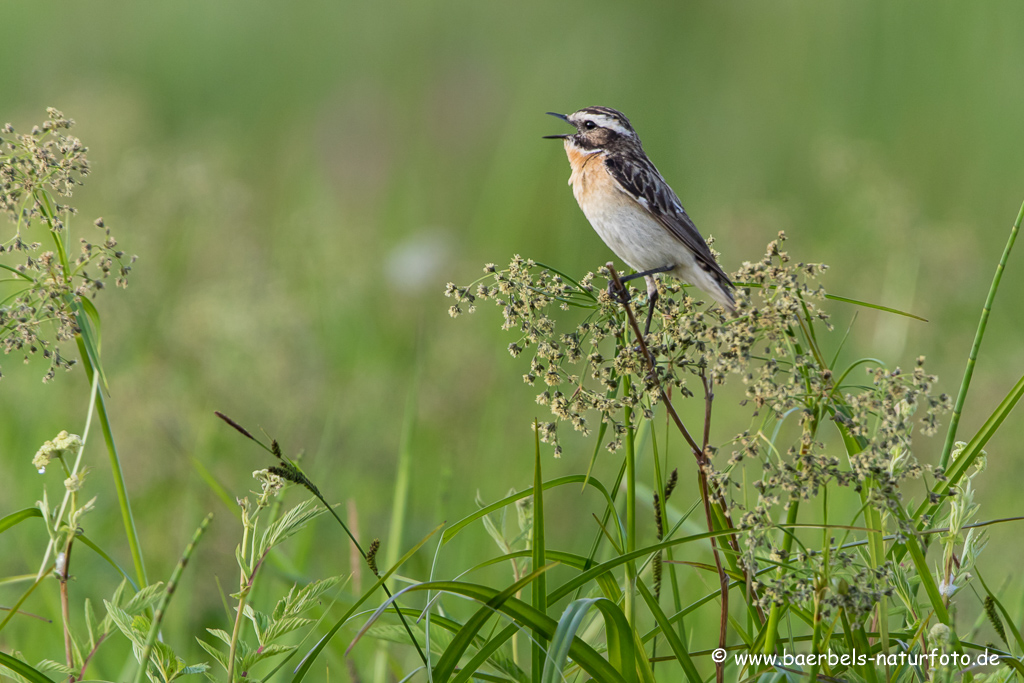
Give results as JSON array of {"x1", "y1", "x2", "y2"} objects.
[{"x1": 579, "y1": 195, "x2": 697, "y2": 275}]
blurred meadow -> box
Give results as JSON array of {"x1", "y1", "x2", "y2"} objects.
[{"x1": 3, "y1": 0, "x2": 1024, "y2": 678}]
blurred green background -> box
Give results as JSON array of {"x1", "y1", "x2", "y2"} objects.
[{"x1": 3, "y1": 0, "x2": 1024, "y2": 677}]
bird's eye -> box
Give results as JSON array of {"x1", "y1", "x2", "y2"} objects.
[{"x1": 584, "y1": 120, "x2": 596, "y2": 130}]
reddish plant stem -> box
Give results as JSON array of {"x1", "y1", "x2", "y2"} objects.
[
  {"x1": 700, "y1": 370, "x2": 729, "y2": 683},
  {"x1": 606, "y1": 264, "x2": 731, "y2": 683}
]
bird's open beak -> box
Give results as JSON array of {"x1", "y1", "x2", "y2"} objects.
[{"x1": 543, "y1": 111, "x2": 572, "y2": 139}]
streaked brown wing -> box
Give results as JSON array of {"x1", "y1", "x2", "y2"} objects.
[{"x1": 604, "y1": 154, "x2": 733, "y2": 287}]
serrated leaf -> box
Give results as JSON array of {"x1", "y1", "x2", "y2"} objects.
[
  {"x1": 124, "y1": 583, "x2": 166, "y2": 615},
  {"x1": 234, "y1": 544, "x2": 248, "y2": 578},
  {"x1": 286, "y1": 575, "x2": 345, "y2": 615},
  {"x1": 32, "y1": 660, "x2": 76, "y2": 677},
  {"x1": 204, "y1": 629, "x2": 232, "y2": 647},
  {"x1": 83, "y1": 599, "x2": 98, "y2": 651},
  {"x1": 255, "y1": 499, "x2": 322, "y2": 560},
  {"x1": 259, "y1": 616, "x2": 314, "y2": 645},
  {"x1": 237, "y1": 643, "x2": 295, "y2": 672},
  {"x1": 105, "y1": 601, "x2": 146, "y2": 647},
  {"x1": 271, "y1": 586, "x2": 296, "y2": 622},
  {"x1": 195, "y1": 639, "x2": 229, "y2": 673},
  {"x1": 100, "y1": 580, "x2": 130, "y2": 636},
  {"x1": 149, "y1": 640, "x2": 180, "y2": 680},
  {"x1": 181, "y1": 664, "x2": 210, "y2": 676},
  {"x1": 481, "y1": 512, "x2": 509, "y2": 553},
  {"x1": 243, "y1": 606, "x2": 271, "y2": 646}
]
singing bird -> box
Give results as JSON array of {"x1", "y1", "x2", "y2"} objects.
[{"x1": 545, "y1": 106, "x2": 734, "y2": 334}]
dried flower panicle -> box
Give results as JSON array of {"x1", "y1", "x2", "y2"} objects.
[
  {"x1": 0, "y1": 108, "x2": 135, "y2": 381},
  {"x1": 447, "y1": 231, "x2": 957, "y2": 625}
]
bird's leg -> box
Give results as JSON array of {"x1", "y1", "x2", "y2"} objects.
[
  {"x1": 643, "y1": 275, "x2": 660, "y2": 337},
  {"x1": 608, "y1": 263, "x2": 675, "y2": 304}
]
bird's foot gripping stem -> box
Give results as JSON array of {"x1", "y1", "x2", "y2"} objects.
[{"x1": 606, "y1": 278, "x2": 632, "y2": 304}]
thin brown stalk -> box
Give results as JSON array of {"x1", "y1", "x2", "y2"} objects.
[
  {"x1": 700, "y1": 370, "x2": 728, "y2": 683},
  {"x1": 606, "y1": 263, "x2": 730, "y2": 683},
  {"x1": 76, "y1": 633, "x2": 109, "y2": 682}
]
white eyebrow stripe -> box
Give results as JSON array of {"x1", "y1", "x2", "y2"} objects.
[{"x1": 568, "y1": 113, "x2": 632, "y2": 136}]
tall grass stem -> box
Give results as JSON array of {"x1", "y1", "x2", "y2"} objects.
[{"x1": 939, "y1": 199, "x2": 1024, "y2": 468}]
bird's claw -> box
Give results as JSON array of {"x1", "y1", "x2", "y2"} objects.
[{"x1": 607, "y1": 280, "x2": 631, "y2": 305}]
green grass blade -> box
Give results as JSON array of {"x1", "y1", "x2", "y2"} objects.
[
  {"x1": 738, "y1": 283, "x2": 928, "y2": 321},
  {"x1": 451, "y1": 623, "x2": 526, "y2": 683},
  {"x1": 0, "y1": 262, "x2": 34, "y2": 280},
  {"x1": 356, "y1": 579, "x2": 627, "y2": 683},
  {"x1": 915, "y1": 371, "x2": 1024, "y2": 526},
  {"x1": 75, "y1": 336, "x2": 147, "y2": 588},
  {"x1": 75, "y1": 306, "x2": 109, "y2": 393},
  {"x1": 0, "y1": 507, "x2": 43, "y2": 534},
  {"x1": 431, "y1": 566, "x2": 555, "y2": 683},
  {"x1": 0, "y1": 571, "x2": 49, "y2": 634},
  {"x1": 940, "y1": 199, "x2": 1024, "y2": 468},
  {"x1": 0, "y1": 651, "x2": 55, "y2": 683},
  {"x1": 546, "y1": 528, "x2": 737, "y2": 605},
  {"x1": 635, "y1": 580, "x2": 701, "y2": 683},
  {"x1": 978, "y1": 572, "x2": 1024, "y2": 654},
  {"x1": 543, "y1": 598, "x2": 638, "y2": 683},
  {"x1": 820, "y1": 293, "x2": 927, "y2": 321},
  {"x1": 77, "y1": 534, "x2": 139, "y2": 591},
  {"x1": 999, "y1": 656, "x2": 1024, "y2": 676},
  {"x1": 291, "y1": 523, "x2": 443, "y2": 682}
]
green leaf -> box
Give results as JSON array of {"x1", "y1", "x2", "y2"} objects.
[
  {"x1": 205, "y1": 628, "x2": 232, "y2": 647},
  {"x1": 350, "y1": 579, "x2": 628, "y2": 683},
  {"x1": 635, "y1": 581, "x2": 700, "y2": 682},
  {"x1": 290, "y1": 523, "x2": 443, "y2": 682},
  {"x1": 430, "y1": 565, "x2": 556, "y2": 683},
  {"x1": 238, "y1": 643, "x2": 296, "y2": 672},
  {"x1": 255, "y1": 499, "x2": 322, "y2": 560},
  {"x1": 195, "y1": 638, "x2": 229, "y2": 672},
  {"x1": 78, "y1": 534, "x2": 139, "y2": 591},
  {"x1": 0, "y1": 508, "x2": 42, "y2": 534},
  {"x1": 123, "y1": 583, "x2": 166, "y2": 614},
  {"x1": 451, "y1": 624, "x2": 527, "y2": 683},
  {"x1": 932, "y1": 371, "x2": 1024, "y2": 508},
  {"x1": 737, "y1": 283, "x2": 928, "y2": 321},
  {"x1": 940, "y1": 199, "x2": 1024, "y2": 468},
  {"x1": 84, "y1": 598, "x2": 99, "y2": 651},
  {"x1": 104, "y1": 601, "x2": 146, "y2": 647},
  {"x1": 74, "y1": 304, "x2": 109, "y2": 392},
  {"x1": 78, "y1": 297, "x2": 103, "y2": 357},
  {"x1": 542, "y1": 598, "x2": 637, "y2": 683},
  {"x1": 999, "y1": 655, "x2": 1024, "y2": 676},
  {"x1": 0, "y1": 651, "x2": 55, "y2": 683},
  {"x1": 32, "y1": 660, "x2": 76, "y2": 678}
]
